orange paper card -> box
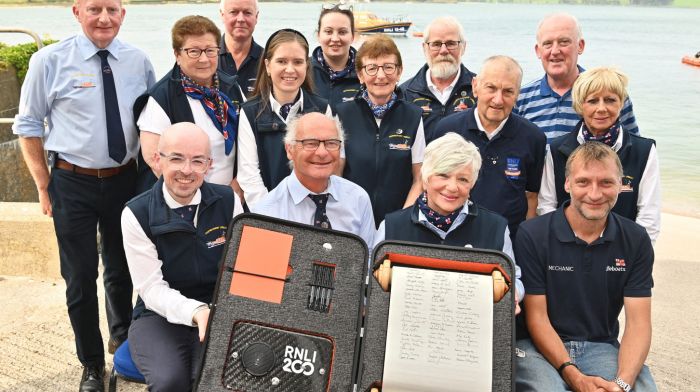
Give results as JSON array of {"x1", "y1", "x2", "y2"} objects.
[{"x1": 229, "y1": 225, "x2": 293, "y2": 303}]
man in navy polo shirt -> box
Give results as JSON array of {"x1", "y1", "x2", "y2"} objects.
[
  {"x1": 432, "y1": 55, "x2": 546, "y2": 240},
  {"x1": 514, "y1": 142, "x2": 656, "y2": 392}
]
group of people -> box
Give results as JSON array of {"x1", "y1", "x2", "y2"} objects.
[{"x1": 12, "y1": 0, "x2": 660, "y2": 390}]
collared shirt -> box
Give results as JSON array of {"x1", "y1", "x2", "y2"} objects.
[
  {"x1": 13, "y1": 34, "x2": 155, "y2": 168},
  {"x1": 121, "y1": 183, "x2": 244, "y2": 326},
  {"x1": 375, "y1": 202, "x2": 523, "y2": 301},
  {"x1": 237, "y1": 91, "x2": 333, "y2": 207},
  {"x1": 515, "y1": 65, "x2": 639, "y2": 141},
  {"x1": 218, "y1": 35, "x2": 263, "y2": 98},
  {"x1": 252, "y1": 173, "x2": 376, "y2": 248},
  {"x1": 515, "y1": 202, "x2": 653, "y2": 342},
  {"x1": 537, "y1": 125, "x2": 661, "y2": 242},
  {"x1": 425, "y1": 67, "x2": 461, "y2": 106},
  {"x1": 473, "y1": 108, "x2": 508, "y2": 140}
]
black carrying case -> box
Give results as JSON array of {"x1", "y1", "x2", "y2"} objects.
[{"x1": 195, "y1": 215, "x2": 515, "y2": 392}]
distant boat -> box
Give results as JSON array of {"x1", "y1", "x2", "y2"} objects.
[
  {"x1": 354, "y1": 11, "x2": 412, "y2": 35},
  {"x1": 681, "y1": 54, "x2": 700, "y2": 67}
]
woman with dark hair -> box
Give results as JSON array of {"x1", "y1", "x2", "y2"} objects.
[
  {"x1": 311, "y1": 4, "x2": 361, "y2": 110},
  {"x1": 135, "y1": 15, "x2": 244, "y2": 195},
  {"x1": 538, "y1": 66, "x2": 660, "y2": 242},
  {"x1": 237, "y1": 29, "x2": 332, "y2": 207},
  {"x1": 336, "y1": 34, "x2": 425, "y2": 226}
]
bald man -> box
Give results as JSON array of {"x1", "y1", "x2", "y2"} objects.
[
  {"x1": 252, "y1": 112, "x2": 375, "y2": 248},
  {"x1": 121, "y1": 123, "x2": 243, "y2": 390},
  {"x1": 431, "y1": 56, "x2": 546, "y2": 240}
]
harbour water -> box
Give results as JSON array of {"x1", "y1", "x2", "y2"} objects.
[{"x1": 1, "y1": 2, "x2": 699, "y2": 216}]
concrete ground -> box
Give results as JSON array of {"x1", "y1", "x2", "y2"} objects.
[{"x1": 0, "y1": 212, "x2": 698, "y2": 391}]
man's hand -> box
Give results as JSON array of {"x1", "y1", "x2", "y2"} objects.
[
  {"x1": 563, "y1": 367, "x2": 621, "y2": 392},
  {"x1": 193, "y1": 307, "x2": 210, "y2": 342},
  {"x1": 38, "y1": 188, "x2": 52, "y2": 217}
]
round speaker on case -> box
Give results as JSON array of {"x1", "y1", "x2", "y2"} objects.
[{"x1": 240, "y1": 342, "x2": 276, "y2": 376}]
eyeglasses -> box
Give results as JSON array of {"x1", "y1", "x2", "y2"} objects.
[
  {"x1": 179, "y1": 47, "x2": 220, "y2": 59},
  {"x1": 294, "y1": 139, "x2": 343, "y2": 151},
  {"x1": 362, "y1": 63, "x2": 398, "y2": 76},
  {"x1": 425, "y1": 40, "x2": 462, "y2": 51},
  {"x1": 159, "y1": 152, "x2": 211, "y2": 173},
  {"x1": 322, "y1": 3, "x2": 352, "y2": 10}
]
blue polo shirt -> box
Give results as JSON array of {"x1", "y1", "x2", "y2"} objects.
[
  {"x1": 515, "y1": 202, "x2": 654, "y2": 343},
  {"x1": 432, "y1": 108, "x2": 546, "y2": 239}
]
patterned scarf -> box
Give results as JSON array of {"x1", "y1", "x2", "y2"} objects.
[
  {"x1": 581, "y1": 119, "x2": 620, "y2": 148},
  {"x1": 313, "y1": 46, "x2": 356, "y2": 82},
  {"x1": 278, "y1": 91, "x2": 301, "y2": 120},
  {"x1": 181, "y1": 72, "x2": 238, "y2": 155},
  {"x1": 417, "y1": 192, "x2": 461, "y2": 232},
  {"x1": 362, "y1": 89, "x2": 397, "y2": 119}
]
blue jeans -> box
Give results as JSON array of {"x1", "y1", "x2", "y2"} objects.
[{"x1": 515, "y1": 339, "x2": 657, "y2": 392}]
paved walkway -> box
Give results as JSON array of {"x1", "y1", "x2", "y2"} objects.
[{"x1": 0, "y1": 213, "x2": 698, "y2": 391}]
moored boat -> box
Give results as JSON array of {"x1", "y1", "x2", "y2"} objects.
[
  {"x1": 681, "y1": 55, "x2": 700, "y2": 67},
  {"x1": 354, "y1": 11, "x2": 412, "y2": 35}
]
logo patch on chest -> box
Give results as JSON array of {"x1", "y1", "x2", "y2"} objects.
[{"x1": 504, "y1": 157, "x2": 521, "y2": 179}]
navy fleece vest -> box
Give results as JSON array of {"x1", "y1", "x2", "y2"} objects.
[
  {"x1": 241, "y1": 90, "x2": 329, "y2": 191},
  {"x1": 385, "y1": 202, "x2": 506, "y2": 249},
  {"x1": 127, "y1": 178, "x2": 235, "y2": 318},
  {"x1": 336, "y1": 97, "x2": 422, "y2": 225},
  {"x1": 551, "y1": 128, "x2": 654, "y2": 221}
]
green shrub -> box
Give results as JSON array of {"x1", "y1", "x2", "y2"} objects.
[{"x1": 0, "y1": 40, "x2": 57, "y2": 83}]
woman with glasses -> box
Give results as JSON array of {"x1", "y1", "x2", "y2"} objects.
[
  {"x1": 374, "y1": 133, "x2": 523, "y2": 311},
  {"x1": 538, "y1": 66, "x2": 661, "y2": 242},
  {"x1": 237, "y1": 29, "x2": 332, "y2": 208},
  {"x1": 336, "y1": 34, "x2": 425, "y2": 226},
  {"x1": 134, "y1": 15, "x2": 245, "y2": 196},
  {"x1": 311, "y1": 4, "x2": 361, "y2": 110}
]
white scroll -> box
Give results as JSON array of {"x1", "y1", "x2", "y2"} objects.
[{"x1": 382, "y1": 266, "x2": 493, "y2": 392}]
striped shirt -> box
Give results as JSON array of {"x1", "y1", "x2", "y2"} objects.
[{"x1": 515, "y1": 68, "x2": 639, "y2": 141}]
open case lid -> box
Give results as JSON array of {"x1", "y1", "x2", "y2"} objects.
[
  {"x1": 357, "y1": 240, "x2": 516, "y2": 392},
  {"x1": 195, "y1": 213, "x2": 369, "y2": 392}
]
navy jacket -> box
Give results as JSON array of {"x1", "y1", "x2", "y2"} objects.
[
  {"x1": 337, "y1": 96, "x2": 422, "y2": 225},
  {"x1": 240, "y1": 91, "x2": 329, "y2": 191},
  {"x1": 218, "y1": 36, "x2": 263, "y2": 98},
  {"x1": 399, "y1": 63, "x2": 476, "y2": 139},
  {"x1": 127, "y1": 178, "x2": 235, "y2": 319},
  {"x1": 310, "y1": 46, "x2": 361, "y2": 111}
]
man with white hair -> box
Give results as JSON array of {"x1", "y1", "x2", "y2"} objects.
[
  {"x1": 399, "y1": 16, "x2": 476, "y2": 139},
  {"x1": 252, "y1": 112, "x2": 375, "y2": 247},
  {"x1": 515, "y1": 12, "x2": 639, "y2": 141},
  {"x1": 218, "y1": 0, "x2": 262, "y2": 97}
]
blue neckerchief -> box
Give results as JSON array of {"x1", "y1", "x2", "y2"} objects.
[
  {"x1": 581, "y1": 119, "x2": 620, "y2": 148},
  {"x1": 417, "y1": 192, "x2": 461, "y2": 231},
  {"x1": 181, "y1": 72, "x2": 238, "y2": 155},
  {"x1": 314, "y1": 46, "x2": 356, "y2": 82},
  {"x1": 362, "y1": 89, "x2": 397, "y2": 119}
]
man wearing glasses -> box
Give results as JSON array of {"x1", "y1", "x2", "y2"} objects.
[
  {"x1": 121, "y1": 122, "x2": 243, "y2": 390},
  {"x1": 252, "y1": 112, "x2": 375, "y2": 248},
  {"x1": 399, "y1": 16, "x2": 477, "y2": 140}
]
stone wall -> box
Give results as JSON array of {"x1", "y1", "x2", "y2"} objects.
[{"x1": 0, "y1": 65, "x2": 37, "y2": 202}]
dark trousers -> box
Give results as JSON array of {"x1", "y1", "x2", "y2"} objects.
[
  {"x1": 129, "y1": 314, "x2": 202, "y2": 392},
  {"x1": 48, "y1": 166, "x2": 136, "y2": 367}
]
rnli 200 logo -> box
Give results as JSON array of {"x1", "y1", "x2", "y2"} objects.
[{"x1": 282, "y1": 345, "x2": 317, "y2": 376}]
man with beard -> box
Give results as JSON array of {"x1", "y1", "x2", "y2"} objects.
[
  {"x1": 514, "y1": 142, "x2": 656, "y2": 392},
  {"x1": 399, "y1": 16, "x2": 476, "y2": 139},
  {"x1": 515, "y1": 13, "x2": 639, "y2": 141}
]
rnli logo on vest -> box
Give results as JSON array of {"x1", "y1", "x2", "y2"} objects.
[
  {"x1": 505, "y1": 157, "x2": 521, "y2": 179},
  {"x1": 451, "y1": 93, "x2": 475, "y2": 112},
  {"x1": 205, "y1": 226, "x2": 227, "y2": 248},
  {"x1": 606, "y1": 258, "x2": 627, "y2": 272},
  {"x1": 621, "y1": 175, "x2": 634, "y2": 193}
]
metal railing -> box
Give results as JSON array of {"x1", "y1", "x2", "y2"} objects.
[{"x1": 0, "y1": 28, "x2": 44, "y2": 125}]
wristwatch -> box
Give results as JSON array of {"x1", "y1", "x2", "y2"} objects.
[{"x1": 613, "y1": 376, "x2": 632, "y2": 392}]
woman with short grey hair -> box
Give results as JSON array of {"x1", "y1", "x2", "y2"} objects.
[{"x1": 375, "y1": 132, "x2": 523, "y2": 308}]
